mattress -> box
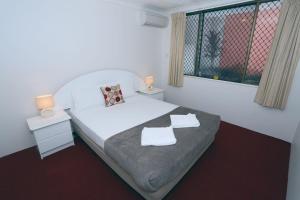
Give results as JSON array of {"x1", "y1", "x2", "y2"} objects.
[{"x1": 69, "y1": 95, "x2": 178, "y2": 149}]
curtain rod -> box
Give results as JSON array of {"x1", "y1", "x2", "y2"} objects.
[{"x1": 173, "y1": 0, "x2": 277, "y2": 14}]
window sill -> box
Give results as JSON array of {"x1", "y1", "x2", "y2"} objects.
[{"x1": 184, "y1": 75, "x2": 259, "y2": 89}]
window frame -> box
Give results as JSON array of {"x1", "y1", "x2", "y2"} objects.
[{"x1": 183, "y1": 0, "x2": 281, "y2": 85}]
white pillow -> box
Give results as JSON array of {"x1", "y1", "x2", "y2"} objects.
[
  {"x1": 72, "y1": 86, "x2": 104, "y2": 111},
  {"x1": 118, "y1": 82, "x2": 137, "y2": 98},
  {"x1": 71, "y1": 83, "x2": 137, "y2": 111}
]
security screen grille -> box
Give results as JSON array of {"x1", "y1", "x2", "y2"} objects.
[{"x1": 183, "y1": 0, "x2": 281, "y2": 85}]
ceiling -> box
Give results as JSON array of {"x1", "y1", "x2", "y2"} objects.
[{"x1": 121, "y1": 0, "x2": 203, "y2": 10}]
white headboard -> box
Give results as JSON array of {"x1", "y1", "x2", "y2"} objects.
[{"x1": 54, "y1": 69, "x2": 145, "y2": 110}]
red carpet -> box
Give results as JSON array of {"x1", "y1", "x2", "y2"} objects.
[{"x1": 0, "y1": 121, "x2": 290, "y2": 200}]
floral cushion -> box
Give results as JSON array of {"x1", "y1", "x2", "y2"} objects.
[{"x1": 100, "y1": 84, "x2": 125, "y2": 107}]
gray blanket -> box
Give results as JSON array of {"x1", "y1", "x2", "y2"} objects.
[{"x1": 104, "y1": 107, "x2": 220, "y2": 193}]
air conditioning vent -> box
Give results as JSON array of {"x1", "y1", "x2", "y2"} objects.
[{"x1": 137, "y1": 11, "x2": 169, "y2": 28}]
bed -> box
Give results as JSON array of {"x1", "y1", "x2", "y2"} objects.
[{"x1": 54, "y1": 69, "x2": 220, "y2": 200}]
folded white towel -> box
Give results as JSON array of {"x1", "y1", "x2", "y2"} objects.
[
  {"x1": 141, "y1": 126, "x2": 177, "y2": 146},
  {"x1": 170, "y1": 113, "x2": 200, "y2": 128}
]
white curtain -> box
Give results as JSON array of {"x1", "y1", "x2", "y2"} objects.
[
  {"x1": 255, "y1": 0, "x2": 300, "y2": 110},
  {"x1": 168, "y1": 12, "x2": 186, "y2": 87}
]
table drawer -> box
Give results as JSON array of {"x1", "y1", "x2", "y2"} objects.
[
  {"x1": 34, "y1": 121, "x2": 71, "y2": 141},
  {"x1": 37, "y1": 131, "x2": 73, "y2": 154}
]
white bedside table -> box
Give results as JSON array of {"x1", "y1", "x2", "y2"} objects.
[
  {"x1": 26, "y1": 110, "x2": 74, "y2": 159},
  {"x1": 138, "y1": 88, "x2": 164, "y2": 101}
]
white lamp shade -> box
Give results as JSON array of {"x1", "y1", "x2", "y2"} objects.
[
  {"x1": 144, "y1": 76, "x2": 154, "y2": 86},
  {"x1": 35, "y1": 94, "x2": 55, "y2": 110}
]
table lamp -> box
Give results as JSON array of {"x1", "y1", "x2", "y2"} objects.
[
  {"x1": 144, "y1": 75, "x2": 154, "y2": 91},
  {"x1": 35, "y1": 94, "x2": 55, "y2": 118}
]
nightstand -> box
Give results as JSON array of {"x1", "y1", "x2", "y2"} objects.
[
  {"x1": 138, "y1": 88, "x2": 164, "y2": 101},
  {"x1": 26, "y1": 110, "x2": 74, "y2": 159}
]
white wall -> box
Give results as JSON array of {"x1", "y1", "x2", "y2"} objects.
[
  {"x1": 0, "y1": 0, "x2": 165, "y2": 157},
  {"x1": 161, "y1": 0, "x2": 300, "y2": 142},
  {"x1": 287, "y1": 121, "x2": 300, "y2": 200}
]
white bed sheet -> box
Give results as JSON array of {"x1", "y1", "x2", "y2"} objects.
[{"x1": 70, "y1": 94, "x2": 178, "y2": 149}]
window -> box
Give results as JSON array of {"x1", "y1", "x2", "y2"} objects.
[{"x1": 183, "y1": 0, "x2": 281, "y2": 85}]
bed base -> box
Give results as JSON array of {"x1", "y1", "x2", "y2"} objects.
[{"x1": 72, "y1": 121, "x2": 214, "y2": 200}]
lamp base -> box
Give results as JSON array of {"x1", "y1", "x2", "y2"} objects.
[
  {"x1": 40, "y1": 108, "x2": 55, "y2": 118},
  {"x1": 147, "y1": 85, "x2": 153, "y2": 91}
]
